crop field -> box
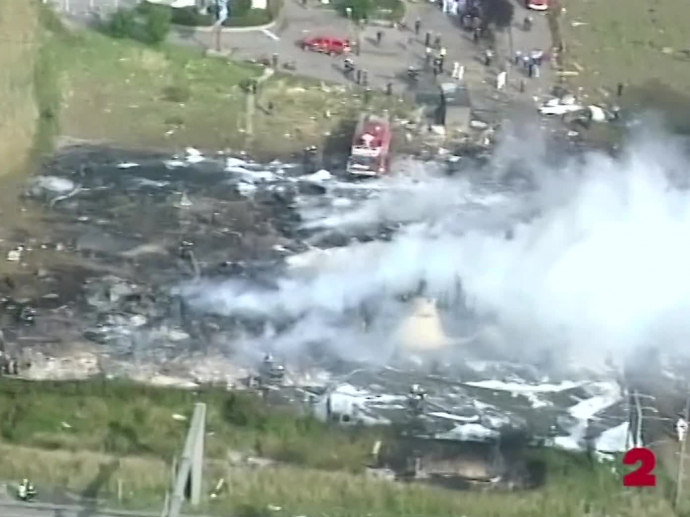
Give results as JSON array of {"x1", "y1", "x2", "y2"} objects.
[{"x1": 560, "y1": 0, "x2": 690, "y2": 132}]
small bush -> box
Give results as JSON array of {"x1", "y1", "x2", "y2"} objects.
[
  {"x1": 337, "y1": 0, "x2": 373, "y2": 21},
  {"x1": 231, "y1": 0, "x2": 253, "y2": 18},
  {"x1": 222, "y1": 0, "x2": 281, "y2": 26},
  {"x1": 106, "y1": 8, "x2": 137, "y2": 39},
  {"x1": 223, "y1": 8, "x2": 272, "y2": 27},
  {"x1": 144, "y1": 4, "x2": 172, "y2": 44}
]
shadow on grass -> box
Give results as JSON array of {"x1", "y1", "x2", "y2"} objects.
[
  {"x1": 622, "y1": 79, "x2": 690, "y2": 135},
  {"x1": 77, "y1": 459, "x2": 120, "y2": 517}
]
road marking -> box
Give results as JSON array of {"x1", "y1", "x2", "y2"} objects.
[{"x1": 262, "y1": 29, "x2": 280, "y2": 41}]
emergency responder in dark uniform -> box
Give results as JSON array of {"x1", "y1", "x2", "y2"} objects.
[
  {"x1": 343, "y1": 57, "x2": 355, "y2": 78},
  {"x1": 407, "y1": 384, "x2": 427, "y2": 416}
]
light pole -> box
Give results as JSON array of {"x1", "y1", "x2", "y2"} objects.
[{"x1": 675, "y1": 395, "x2": 690, "y2": 510}]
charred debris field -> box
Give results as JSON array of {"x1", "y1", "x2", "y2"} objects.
[{"x1": 0, "y1": 140, "x2": 686, "y2": 515}]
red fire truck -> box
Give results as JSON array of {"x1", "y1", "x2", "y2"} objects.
[{"x1": 346, "y1": 113, "x2": 392, "y2": 177}]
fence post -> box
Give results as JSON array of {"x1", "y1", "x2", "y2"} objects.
[{"x1": 675, "y1": 396, "x2": 690, "y2": 510}]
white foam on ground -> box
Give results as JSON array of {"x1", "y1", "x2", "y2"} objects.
[
  {"x1": 595, "y1": 422, "x2": 629, "y2": 453},
  {"x1": 435, "y1": 423, "x2": 500, "y2": 442},
  {"x1": 554, "y1": 382, "x2": 623, "y2": 451},
  {"x1": 133, "y1": 178, "x2": 169, "y2": 188},
  {"x1": 428, "y1": 411, "x2": 481, "y2": 423},
  {"x1": 237, "y1": 182, "x2": 258, "y2": 197},
  {"x1": 301, "y1": 169, "x2": 333, "y2": 182},
  {"x1": 33, "y1": 176, "x2": 76, "y2": 193},
  {"x1": 186, "y1": 147, "x2": 205, "y2": 164},
  {"x1": 524, "y1": 392, "x2": 552, "y2": 408},
  {"x1": 164, "y1": 159, "x2": 187, "y2": 169},
  {"x1": 226, "y1": 157, "x2": 249, "y2": 168},
  {"x1": 464, "y1": 380, "x2": 581, "y2": 393}
]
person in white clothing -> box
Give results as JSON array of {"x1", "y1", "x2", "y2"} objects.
[
  {"x1": 496, "y1": 71, "x2": 507, "y2": 90},
  {"x1": 677, "y1": 418, "x2": 688, "y2": 443},
  {"x1": 451, "y1": 61, "x2": 460, "y2": 79}
]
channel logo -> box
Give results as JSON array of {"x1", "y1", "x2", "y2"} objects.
[{"x1": 623, "y1": 447, "x2": 657, "y2": 487}]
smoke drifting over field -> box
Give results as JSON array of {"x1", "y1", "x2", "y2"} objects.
[{"x1": 183, "y1": 127, "x2": 690, "y2": 371}]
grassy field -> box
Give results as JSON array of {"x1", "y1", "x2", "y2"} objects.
[
  {"x1": 0, "y1": 378, "x2": 385, "y2": 472},
  {"x1": 560, "y1": 0, "x2": 690, "y2": 132},
  {"x1": 0, "y1": 377, "x2": 677, "y2": 516},
  {"x1": 41, "y1": 14, "x2": 413, "y2": 158},
  {"x1": 0, "y1": 1, "x2": 41, "y2": 177}
]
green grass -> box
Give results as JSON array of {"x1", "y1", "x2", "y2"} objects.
[
  {"x1": 0, "y1": 0, "x2": 42, "y2": 177},
  {"x1": 52, "y1": 25, "x2": 260, "y2": 151},
  {"x1": 0, "y1": 377, "x2": 384, "y2": 471},
  {"x1": 0, "y1": 377, "x2": 677, "y2": 516},
  {"x1": 29, "y1": 2, "x2": 66, "y2": 161},
  {"x1": 41, "y1": 15, "x2": 414, "y2": 157},
  {"x1": 560, "y1": 0, "x2": 690, "y2": 133}
]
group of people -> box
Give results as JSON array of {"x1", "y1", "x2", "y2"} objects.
[
  {"x1": 342, "y1": 58, "x2": 369, "y2": 87},
  {"x1": 514, "y1": 49, "x2": 546, "y2": 79}
]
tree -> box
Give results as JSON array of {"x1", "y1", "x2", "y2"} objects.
[
  {"x1": 145, "y1": 4, "x2": 172, "y2": 44},
  {"x1": 483, "y1": 0, "x2": 514, "y2": 29},
  {"x1": 106, "y1": 8, "x2": 137, "y2": 39}
]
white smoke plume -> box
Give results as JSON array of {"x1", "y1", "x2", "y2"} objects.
[{"x1": 182, "y1": 125, "x2": 690, "y2": 372}]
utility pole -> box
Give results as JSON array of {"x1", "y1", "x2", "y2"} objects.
[
  {"x1": 633, "y1": 390, "x2": 643, "y2": 447},
  {"x1": 214, "y1": 0, "x2": 222, "y2": 52},
  {"x1": 675, "y1": 395, "x2": 690, "y2": 510}
]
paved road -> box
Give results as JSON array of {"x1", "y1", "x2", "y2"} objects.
[
  {"x1": 0, "y1": 500, "x2": 211, "y2": 517},
  {"x1": 0, "y1": 501, "x2": 154, "y2": 517}
]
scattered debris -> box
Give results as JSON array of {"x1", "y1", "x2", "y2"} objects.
[{"x1": 6, "y1": 247, "x2": 22, "y2": 262}]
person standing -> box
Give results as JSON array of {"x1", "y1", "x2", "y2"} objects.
[
  {"x1": 414, "y1": 18, "x2": 421, "y2": 35},
  {"x1": 677, "y1": 417, "x2": 688, "y2": 443},
  {"x1": 617, "y1": 82, "x2": 624, "y2": 97},
  {"x1": 376, "y1": 30, "x2": 384, "y2": 45},
  {"x1": 424, "y1": 31, "x2": 431, "y2": 47},
  {"x1": 425, "y1": 46, "x2": 432, "y2": 69},
  {"x1": 484, "y1": 49, "x2": 493, "y2": 66},
  {"x1": 451, "y1": 61, "x2": 460, "y2": 79}
]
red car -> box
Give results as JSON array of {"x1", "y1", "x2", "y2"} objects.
[{"x1": 301, "y1": 36, "x2": 352, "y2": 55}]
